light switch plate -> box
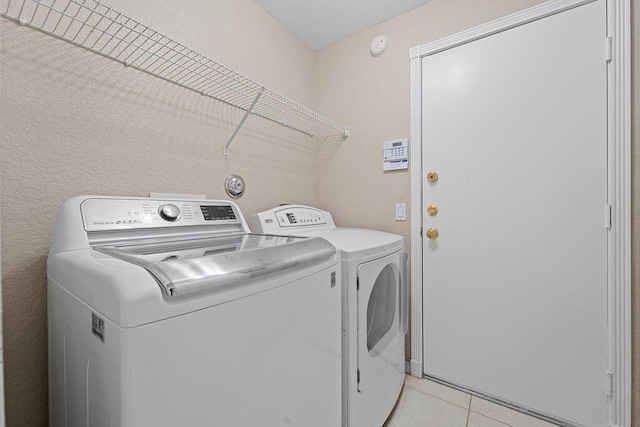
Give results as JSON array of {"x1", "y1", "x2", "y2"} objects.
[{"x1": 395, "y1": 203, "x2": 406, "y2": 221}]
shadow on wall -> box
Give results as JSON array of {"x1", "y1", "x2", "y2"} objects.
[
  {"x1": 1, "y1": 254, "x2": 49, "y2": 426},
  {"x1": 315, "y1": 133, "x2": 349, "y2": 178},
  {"x1": 1, "y1": 21, "x2": 318, "y2": 165}
]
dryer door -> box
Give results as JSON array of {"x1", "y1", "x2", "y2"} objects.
[{"x1": 357, "y1": 251, "x2": 401, "y2": 392}]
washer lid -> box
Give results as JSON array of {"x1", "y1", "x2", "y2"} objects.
[{"x1": 94, "y1": 234, "x2": 336, "y2": 297}]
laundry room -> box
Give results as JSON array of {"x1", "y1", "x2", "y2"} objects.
[{"x1": 0, "y1": 0, "x2": 638, "y2": 426}]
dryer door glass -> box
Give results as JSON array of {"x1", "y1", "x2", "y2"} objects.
[
  {"x1": 356, "y1": 252, "x2": 403, "y2": 392},
  {"x1": 367, "y1": 265, "x2": 396, "y2": 354}
]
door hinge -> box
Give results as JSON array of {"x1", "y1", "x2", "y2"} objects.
[
  {"x1": 605, "y1": 204, "x2": 612, "y2": 229},
  {"x1": 356, "y1": 277, "x2": 360, "y2": 290},
  {"x1": 606, "y1": 370, "x2": 613, "y2": 395},
  {"x1": 419, "y1": 227, "x2": 423, "y2": 237},
  {"x1": 605, "y1": 37, "x2": 613, "y2": 63},
  {"x1": 357, "y1": 369, "x2": 360, "y2": 383}
]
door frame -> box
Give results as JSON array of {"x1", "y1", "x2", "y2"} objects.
[{"x1": 408, "y1": 0, "x2": 631, "y2": 426}]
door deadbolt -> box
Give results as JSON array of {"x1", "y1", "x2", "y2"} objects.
[
  {"x1": 426, "y1": 228, "x2": 439, "y2": 240},
  {"x1": 426, "y1": 171, "x2": 439, "y2": 182},
  {"x1": 426, "y1": 205, "x2": 438, "y2": 216}
]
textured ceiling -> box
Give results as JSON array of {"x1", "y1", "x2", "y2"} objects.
[{"x1": 253, "y1": 0, "x2": 432, "y2": 51}]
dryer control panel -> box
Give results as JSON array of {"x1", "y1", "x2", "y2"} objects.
[
  {"x1": 249, "y1": 205, "x2": 336, "y2": 235},
  {"x1": 274, "y1": 207, "x2": 327, "y2": 227}
]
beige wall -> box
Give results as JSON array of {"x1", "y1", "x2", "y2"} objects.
[
  {"x1": 314, "y1": 0, "x2": 639, "y2": 425},
  {"x1": 0, "y1": 0, "x2": 638, "y2": 426},
  {"x1": 0, "y1": 0, "x2": 318, "y2": 425}
]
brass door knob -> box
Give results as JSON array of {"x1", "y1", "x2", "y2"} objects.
[
  {"x1": 426, "y1": 171, "x2": 439, "y2": 182},
  {"x1": 426, "y1": 228, "x2": 439, "y2": 239},
  {"x1": 426, "y1": 205, "x2": 438, "y2": 216}
]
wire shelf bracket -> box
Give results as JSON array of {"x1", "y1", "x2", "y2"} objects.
[
  {"x1": 224, "y1": 88, "x2": 262, "y2": 156},
  {"x1": 1, "y1": 0, "x2": 350, "y2": 155}
]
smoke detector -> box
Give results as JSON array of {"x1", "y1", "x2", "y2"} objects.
[{"x1": 370, "y1": 35, "x2": 388, "y2": 56}]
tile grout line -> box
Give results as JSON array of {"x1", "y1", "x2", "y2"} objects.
[
  {"x1": 468, "y1": 394, "x2": 526, "y2": 427},
  {"x1": 403, "y1": 382, "x2": 472, "y2": 412},
  {"x1": 415, "y1": 378, "x2": 558, "y2": 427},
  {"x1": 420, "y1": 376, "x2": 561, "y2": 426},
  {"x1": 468, "y1": 405, "x2": 518, "y2": 427},
  {"x1": 468, "y1": 401, "x2": 557, "y2": 427}
]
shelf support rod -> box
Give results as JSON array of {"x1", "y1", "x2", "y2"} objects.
[{"x1": 224, "y1": 88, "x2": 263, "y2": 156}]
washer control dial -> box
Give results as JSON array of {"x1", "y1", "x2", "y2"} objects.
[{"x1": 158, "y1": 204, "x2": 181, "y2": 222}]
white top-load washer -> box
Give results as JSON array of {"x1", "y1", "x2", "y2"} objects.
[
  {"x1": 48, "y1": 196, "x2": 343, "y2": 427},
  {"x1": 249, "y1": 205, "x2": 407, "y2": 427}
]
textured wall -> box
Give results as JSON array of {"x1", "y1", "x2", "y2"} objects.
[
  {"x1": 0, "y1": 0, "x2": 318, "y2": 425},
  {"x1": 314, "y1": 0, "x2": 639, "y2": 424}
]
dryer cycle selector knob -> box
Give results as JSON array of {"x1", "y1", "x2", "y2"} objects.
[{"x1": 158, "y1": 204, "x2": 181, "y2": 222}]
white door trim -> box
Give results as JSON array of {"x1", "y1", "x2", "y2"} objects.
[{"x1": 408, "y1": 1, "x2": 631, "y2": 426}]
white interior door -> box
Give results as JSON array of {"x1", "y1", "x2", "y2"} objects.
[{"x1": 421, "y1": 1, "x2": 608, "y2": 426}]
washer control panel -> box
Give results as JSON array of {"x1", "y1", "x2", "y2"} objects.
[{"x1": 82, "y1": 198, "x2": 240, "y2": 232}]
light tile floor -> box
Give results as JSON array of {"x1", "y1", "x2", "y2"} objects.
[{"x1": 383, "y1": 375, "x2": 558, "y2": 427}]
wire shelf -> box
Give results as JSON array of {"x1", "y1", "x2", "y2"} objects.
[{"x1": 1, "y1": 0, "x2": 349, "y2": 154}]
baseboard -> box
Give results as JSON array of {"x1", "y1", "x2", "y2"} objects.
[{"x1": 409, "y1": 359, "x2": 422, "y2": 378}]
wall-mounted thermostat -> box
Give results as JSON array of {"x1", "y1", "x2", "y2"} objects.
[{"x1": 383, "y1": 139, "x2": 408, "y2": 171}]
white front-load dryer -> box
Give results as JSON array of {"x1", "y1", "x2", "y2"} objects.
[{"x1": 250, "y1": 206, "x2": 407, "y2": 427}]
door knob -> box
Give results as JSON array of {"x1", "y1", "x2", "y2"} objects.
[
  {"x1": 426, "y1": 171, "x2": 439, "y2": 182},
  {"x1": 426, "y1": 205, "x2": 438, "y2": 216},
  {"x1": 426, "y1": 228, "x2": 439, "y2": 239}
]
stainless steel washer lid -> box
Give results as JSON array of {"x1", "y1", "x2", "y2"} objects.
[{"x1": 94, "y1": 234, "x2": 336, "y2": 297}]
